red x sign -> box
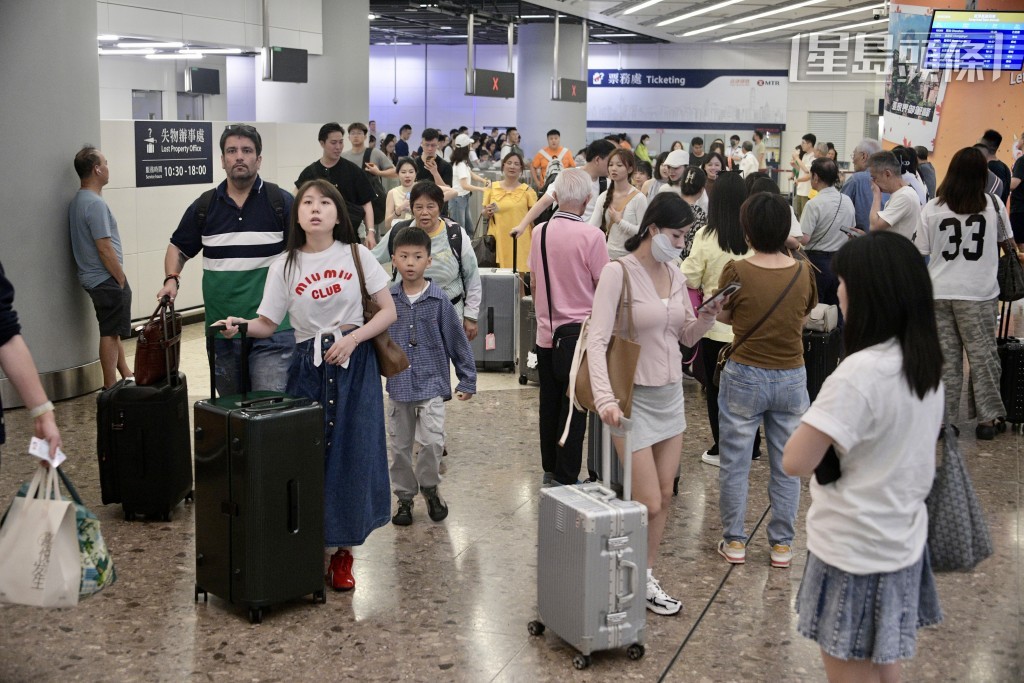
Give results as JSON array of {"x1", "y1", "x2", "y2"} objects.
[{"x1": 492, "y1": 76, "x2": 500, "y2": 91}]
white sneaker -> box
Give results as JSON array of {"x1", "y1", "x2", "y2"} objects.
[
  {"x1": 645, "y1": 575, "x2": 682, "y2": 616},
  {"x1": 701, "y1": 450, "x2": 721, "y2": 467},
  {"x1": 770, "y1": 544, "x2": 793, "y2": 569}
]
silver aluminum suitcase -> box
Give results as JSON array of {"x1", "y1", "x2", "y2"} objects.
[
  {"x1": 530, "y1": 418, "x2": 647, "y2": 670},
  {"x1": 471, "y1": 267, "x2": 519, "y2": 371}
]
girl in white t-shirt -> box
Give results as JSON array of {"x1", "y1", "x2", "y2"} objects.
[
  {"x1": 783, "y1": 231, "x2": 944, "y2": 682},
  {"x1": 217, "y1": 179, "x2": 398, "y2": 594},
  {"x1": 448, "y1": 143, "x2": 490, "y2": 231}
]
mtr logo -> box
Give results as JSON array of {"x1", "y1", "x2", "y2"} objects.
[{"x1": 757, "y1": 79, "x2": 781, "y2": 86}]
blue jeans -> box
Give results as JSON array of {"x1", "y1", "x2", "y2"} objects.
[
  {"x1": 717, "y1": 361, "x2": 808, "y2": 546},
  {"x1": 213, "y1": 329, "x2": 294, "y2": 395},
  {"x1": 447, "y1": 193, "x2": 471, "y2": 234}
]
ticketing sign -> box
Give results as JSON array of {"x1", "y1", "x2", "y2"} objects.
[{"x1": 135, "y1": 121, "x2": 214, "y2": 188}]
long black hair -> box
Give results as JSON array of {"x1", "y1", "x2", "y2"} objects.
[
  {"x1": 285, "y1": 179, "x2": 357, "y2": 278},
  {"x1": 705, "y1": 172, "x2": 748, "y2": 255},
  {"x1": 624, "y1": 193, "x2": 694, "y2": 252},
  {"x1": 832, "y1": 231, "x2": 942, "y2": 399}
]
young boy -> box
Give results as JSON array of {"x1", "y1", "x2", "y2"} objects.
[{"x1": 386, "y1": 226, "x2": 476, "y2": 525}]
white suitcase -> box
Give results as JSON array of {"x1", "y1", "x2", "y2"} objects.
[{"x1": 530, "y1": 418, "x2": 648, "y2": 670}]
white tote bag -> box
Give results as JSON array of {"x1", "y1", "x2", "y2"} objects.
[{"x1": 0, "y1": 466, "x2": 81, "y2": 607}]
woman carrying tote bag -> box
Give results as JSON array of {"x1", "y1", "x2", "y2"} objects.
[{"x1": 587, "y1": 193, "x2": 725, "y2": 617}]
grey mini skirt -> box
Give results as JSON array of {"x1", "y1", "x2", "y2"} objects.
[{"x1": 629, "y1": 383, "x2": 687, "y2": 451}]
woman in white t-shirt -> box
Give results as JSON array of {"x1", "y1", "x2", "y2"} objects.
[
  {"x1": 217, "y1": 179, "x2": 398, "y2": 594},
  {"x1": 914, "y1": 146, "x2": 1013, "y2": 440},
  {"x1": 784, "y1": 231, "x2": 944, "y2": 682},
  {"x1": 590, "y1": 148, "x2": 648, "y2": 260},
  {"x1": 448, "y1": 137, "x2": 489, "y2": 232}
]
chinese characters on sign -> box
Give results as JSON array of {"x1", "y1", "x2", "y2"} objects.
[{"x1": 134, "y1": 121, "x2": 214, "y2": 188}]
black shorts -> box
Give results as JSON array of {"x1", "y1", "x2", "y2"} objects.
[
  {"x1": 86, "y1": 277, "x2": 132, "y2": 337},
  {"x1": 1011, "y1": 212, "x2": 1024, "y2": 244}
]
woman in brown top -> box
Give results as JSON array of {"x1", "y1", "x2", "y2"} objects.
[{"x1": 715, "y1": 193, "x2": 818, "y2": 570}]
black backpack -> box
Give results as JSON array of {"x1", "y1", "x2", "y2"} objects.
[
  {"x1": 194, "y1": 181, "x2": 286, "y2": 232},
  {"x1": 362, "y1": 149, "x2": 387, "y2": 225},
  {"x1": 387, "y1": 218, "x2": 468, "y2": 303}
]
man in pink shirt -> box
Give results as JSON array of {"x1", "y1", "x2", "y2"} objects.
[{"x1": 528, "y1": 168, "x2": 610, "y2": 485}]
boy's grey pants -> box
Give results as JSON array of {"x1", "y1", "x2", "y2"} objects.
[{"x1": 387, "y1": 397, "x2": 445, "y2": 499}]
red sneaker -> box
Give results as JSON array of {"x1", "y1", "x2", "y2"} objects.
[{"x1": 326, "y1": 549, "x2": 355, "y2": 591}]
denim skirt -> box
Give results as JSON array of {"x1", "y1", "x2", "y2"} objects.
[
  {"x1": 795, "y1": 550, "x2": 943, "y2": 664},
  {"x1": 287, "y1": 333, "x2": 391, "y2": 548},
  {"x1": 630, "y1": 383, "x2": 686, "y2": 451}
]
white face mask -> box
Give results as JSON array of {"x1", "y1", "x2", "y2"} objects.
[{"x1": 651, "y1": 231, "x2": 681, "y2": 263}]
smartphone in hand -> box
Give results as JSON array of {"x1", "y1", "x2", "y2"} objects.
[{"x1": 697, "y1": 282, "x2": 741, "y2": 311}]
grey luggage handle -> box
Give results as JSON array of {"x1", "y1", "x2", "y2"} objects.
[{"x1": 602, "y1": 417, "x2": 633, "y2": 501}]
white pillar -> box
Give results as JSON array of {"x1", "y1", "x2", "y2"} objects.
[{"x1": 515, "y1": 23, "x2": 588, "y2": 157}]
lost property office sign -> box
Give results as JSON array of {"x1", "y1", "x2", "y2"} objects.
[{"x1": 135, "y1": 121, "x2": 214, "y2": 188}]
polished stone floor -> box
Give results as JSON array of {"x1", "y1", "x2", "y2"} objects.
[{"x1": 0, "y1": 322, "x2": 1020, "y2": 682}]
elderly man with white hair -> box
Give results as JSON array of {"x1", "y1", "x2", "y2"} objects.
[
  {"x1": 527, "y1": 168, "x2": 610, "y2": 487},
  {"x1": 841, "y1": 138, "x2": 888, "y2": 232}
]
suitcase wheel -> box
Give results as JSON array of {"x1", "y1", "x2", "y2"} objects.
[
  {"x1": 527, "y1": 620, "x2": 545, "y2": 637},
  {"x1": 248, "y1": 607, "x2": 264, "y2": 624},
  {"x1": 313, "y1": 590, "x2": 327, "y2": 605},
  {"x1": 518, "y1": 374, "x2": 528, "y2": 385},
  {"x1": 627, "y1": 643, "x2": 645, "y2": 661},
  {"x1": 123, "y1": 508, "x2": 135, "y2": 522},
  {"x1": 572, "y1": 654, "x2": 591, "y2": 670},
  {"x1": 185, "y1": 490, "x2": 195, "y2": 503},
  {"x1": 194, "y1": 585, "x2": 208, "y2": 603}
]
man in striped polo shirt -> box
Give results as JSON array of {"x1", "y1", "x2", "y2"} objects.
[{"x1": 157, "y1": 124, "x2": 294, "y2": 395}]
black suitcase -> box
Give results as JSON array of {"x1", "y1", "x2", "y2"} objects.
[
  {"x1": 193, "y1": 324, "x2": 326, "y2": 623},
  {"x1": 96, "y1": 373, "x2": 193, "y2": 520},
  {"x1": 804, "y1": 329, "x2": 841, "y2": 402},
  {"x1": 518, "y1": 296, "x2": 540, "y2": 385},
  {"x1": 997, "y1": 303, "x2": 1024, "y2": 425},
  {"x1": 96, "y1": 299, "x2": 193, "y2": 522}
]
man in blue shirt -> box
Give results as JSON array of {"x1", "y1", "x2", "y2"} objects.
[
  {"x1": 841, "y1": 138, "x2": 888, "y2": 232},
  {"x1": 157, "y1": 124, "x2": 294, "y2": 395},
  {"x1": 69, "y1": 146, "x2": 134, "y2": 389},
  {"x1": 395, "y1": 124, "x2": 412, "y2": 158}
]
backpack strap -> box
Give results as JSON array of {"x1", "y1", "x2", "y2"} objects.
[
  {"x1": 362, "y1": 148, "x2": 373, "y2": 167},
  {"x1": 444, "y1": 217, "x2": 465, "y2": 294},
  {"x1": 599, "y1": 176, "x2": 608, "y2": 195},
  {"x1": 539, "y1": 149, "x2": 554, "y2": 162},
  {"x1": 194, "y1": 188, "x2": 217, "y2": 230}
]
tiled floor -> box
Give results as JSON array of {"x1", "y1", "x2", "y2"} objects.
[{"x1": 0, "y1": 322, "x2": 1020, "y2": 682}]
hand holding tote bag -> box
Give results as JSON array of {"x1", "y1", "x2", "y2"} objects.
[{"x1": 0, "y1": 466, "x2": 81, "y2": 607}]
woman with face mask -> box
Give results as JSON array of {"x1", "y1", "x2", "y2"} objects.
[{"x1": 587, "y1": 193, "x2": 727, "y2": 618}]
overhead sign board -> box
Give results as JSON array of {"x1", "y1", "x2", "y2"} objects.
[
  {"x1": 134, "y1": 121, "x2": 213, "y2": 188},
  {"x1": 553, "y1": 78, "x2": 586, "y2": 102},
  {"x1": 466, "y1": 68, "x2": 515, "y2": 98}
]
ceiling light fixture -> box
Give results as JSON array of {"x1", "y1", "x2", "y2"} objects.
[
  {"x1": 368, "y1": 13, "x2": 376, "y2": 20},
  {"x1": 98, "y1": 48, "x2": 155, "y2": 55},
  {"x1": 116, "y1": 41, "x2": 184, "y2": 48},
  {"x1": 794, "y1": 17, "x2": 888, "y2": 38},
  {"x1": 145, "y1": 53, "x2": 201, "y2": 60},
  {"x1": 520, "y1": 15, "x2": 551, "y2": 19},
  {"x1": 624, "y1": 0, "x2": 664, "y2": 16},
  {"x1": 658, "y1": 0, "x2": 746, "y2": 27},
  {"x1": 732, "y1": 0, "x2": 829, "y2": 25},
  {"x1": 720, "y1": 4, "x2": 882, "y2": 41},
  {"x1": 97, "y1": 34, "x2": 119, "y2": 41},
  {"x1": 178, "y1": 48, "x2": 242, "y2": 55},
  {"x1": 592, "y1": 33, "x2": 638, "y2": 38},
  {"x1": 681, "y1": 0, "x2": 829, "y2": 37}
]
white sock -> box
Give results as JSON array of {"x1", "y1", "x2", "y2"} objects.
[{"x1": 647, "y1": 568, "x2": 653, "y2": 581}]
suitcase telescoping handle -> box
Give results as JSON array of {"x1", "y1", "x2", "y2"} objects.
[
  {"x1": 156, "y1": 294, "x2": 182, "y2": 388},
  {"x1": 602, "y1": 416, "x2": 634, "y2": 501},
  {"x1": 207, "y1": 322, "x2": 249, "y2": 400}
]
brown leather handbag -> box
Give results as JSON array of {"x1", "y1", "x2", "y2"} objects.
[
  {"x1": 569, "y1": 263, "x2": 641, "y2": 419},
  {"x1": 133, "y1": 296, "x2": 182, "y2": 385},
  {"x1": 350, "y1": 244, "x2": 410, "y2": 378}
]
